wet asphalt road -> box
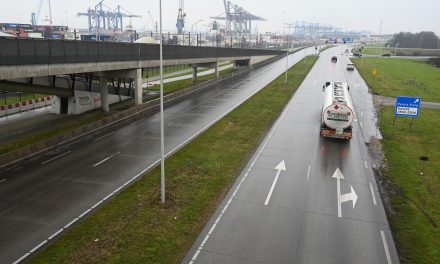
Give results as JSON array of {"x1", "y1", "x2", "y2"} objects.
[
  {"x1": 0, "y1": 48, "x2": 316, "y2": 263},
  {"x1": 183, "y1": 46, "x2": 399, "y2": 264}
]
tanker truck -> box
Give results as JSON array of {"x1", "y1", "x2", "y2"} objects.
[{"x1": 320, "y1": 81, "x2": 354, "y2": 140}]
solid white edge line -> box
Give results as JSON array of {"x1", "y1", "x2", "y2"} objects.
[
  {"x1": 48, "y1": 228, "x2": 64, "y2": 240},
  {"x1": 381, "y1": 230, "x2": 393, "y2": 264},
  {"x1": 0, "y1": 179, "x2": 6, "y2": 183},
  {"x1": 29, "y1": 240, "x2": 48, "y2": 253},
  {"x1": 12, "y1": 253, "x2": 30, "y2": 264},
  {"x1": 102, "y1": 192, "x2": 114, "y2": 201},
  {"x1": 41, "y1": 151, "x2": 71, "y2": 165},
  {"x1": 370, "y1": 183, "x2": 378, "y2": 205},
  {"x1": 93, "y1": 132, "x2": 114, "y2": 142}
]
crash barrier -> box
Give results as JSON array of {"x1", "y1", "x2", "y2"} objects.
[{"x1": 0, "y1": 96, "x2": 53, "y2": 117}]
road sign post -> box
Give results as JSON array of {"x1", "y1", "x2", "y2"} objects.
[{"x1": 394, "y1": 96, "x2": 421, "y2": 127}]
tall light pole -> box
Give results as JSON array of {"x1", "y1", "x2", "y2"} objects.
[
  {"x1": 159, "y1": 0, "x2": 165, "y2": 204},
  {"x1": 394, "y1": 43, "x2": 400, "y2": 56}
]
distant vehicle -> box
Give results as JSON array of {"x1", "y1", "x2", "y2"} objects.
[
  {"x1": 346, "y1": 63, "x2": 355, "y2": 71},
  {"x1": 352, "y1": 53, "x2": 362, "y2": 57},
  {"x1": 320, "y1": 82, "x2": 354, "y2": 140},
  {"x1": 331, "y1": 56, "x2": 337, "y2": 62},
  {"x1": 381, "y1": 53, "x2": 391, "y2": 57}
]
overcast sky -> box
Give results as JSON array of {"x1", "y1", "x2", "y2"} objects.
[{"x1": 1, "y1": 0, "x2": 439, "y2": 35}]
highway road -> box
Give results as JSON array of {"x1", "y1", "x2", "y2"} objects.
[
  {"x1": 184, "y1": 46, "x2": 399, "y2": 264},
  {"x1": 0, "y1": 47, "x2": 316, "y2": 263}
]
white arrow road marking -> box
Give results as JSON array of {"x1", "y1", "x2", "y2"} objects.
[
  {"x1": 340, "y1": 185, "x2": 358, "y2": 208},
  {"x1": 332, "y1": 167, "x2": 358, "y2": 218},
  {"x1": 264, "y1": 160, "x2": 286, "y2": 205}
]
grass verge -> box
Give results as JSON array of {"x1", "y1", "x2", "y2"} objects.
[
  {"x1": 30, "y1": 56, "x2": 318, "y2": 263},
  {"x1": 379, "y1": 107, "x2": 440, "y2": 263},
  {"x1": 352, "y1": 57, "x2": 440, "y2": 101}
]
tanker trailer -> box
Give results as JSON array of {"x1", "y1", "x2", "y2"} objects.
[{"x1": 320, "y1": 81, "x2": 354, "y2": 140}]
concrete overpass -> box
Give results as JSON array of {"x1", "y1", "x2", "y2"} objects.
[{"x1": 0, "y1": 38, "x2": 283, "y2": 113}]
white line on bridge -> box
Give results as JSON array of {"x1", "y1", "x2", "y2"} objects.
[
  {"x1": 41, "y1": 151, "x2": 71, "y2": 165},
  {"x1": 93, "y1": 152, "x2": 120, "y2": 167}
]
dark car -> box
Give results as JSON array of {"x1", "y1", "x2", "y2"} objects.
[
  {"x1": 381, "y1": 53, "x2": 391, "y2": 57},
  {"x1": 331, "y1": 56, "x2": 337, "y2": 62},
  {"x1": 352, "y1": 53, "x2": 362, "y2": 57}
]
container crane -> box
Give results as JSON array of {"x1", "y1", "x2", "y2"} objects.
[
  {"x1": 31, "y1": 0, "x2": 52, "y2": 26},
  {"x1": 176, "y1": 0, "x2": 186, "y2": 33}
]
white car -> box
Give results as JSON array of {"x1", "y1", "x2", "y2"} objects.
[{"x1": 346, "y1": 63, "x2": 355, "y2": 71}]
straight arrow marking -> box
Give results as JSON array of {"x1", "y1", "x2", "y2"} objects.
[{"x1": 264, "y1": 160, "x2": 286, "y2": 205}]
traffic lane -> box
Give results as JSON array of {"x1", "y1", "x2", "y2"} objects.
[
  {"x1": 195, "y1": 199, "x2": 303, "y2": 264},
  {"x1": 0, "y1": 50, "x2": 315, "y2": 263}
]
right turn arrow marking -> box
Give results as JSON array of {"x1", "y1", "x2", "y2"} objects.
[{"x1": 332, "y1": 167, "x2": 358, "y2": 218}]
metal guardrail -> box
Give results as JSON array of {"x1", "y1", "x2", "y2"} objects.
[{"x1": 0, "y1": 38, "x2": 284, "y2": 66}]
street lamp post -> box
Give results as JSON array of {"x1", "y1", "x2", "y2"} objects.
[
  {"x1": 159, "y1": 0, "x2": 165, "y2": 204},
  {"x1": 394, "y1": 43, "x2": 400, "y2": 56}
]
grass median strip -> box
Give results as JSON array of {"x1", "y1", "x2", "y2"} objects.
[
  {"x1": 30, "y1": 56, "x2": 318, "y2": 264},
  {"x1": 380, "y1": 107, "x2": 440, "y2": 264}
]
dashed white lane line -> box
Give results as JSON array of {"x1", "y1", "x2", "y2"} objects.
[
  {"x1": 364, "y1": 160, "x2": 368, "y2": 169},
  {"x1": 0, "y1": 179, "x2": 6, "y2": 183},
  {"x1": 48, "y1": 228, "x2": 64, "y2": 240},
  {"x1": 381, "y1": 230, "x2": 393, "y2": 264},
  {"x1": 93, "y1": 152, "x2": 121, "y2": 167},
  {"x1": 29, "y1": 240, "x2": 47, "y2": 253},
  {"x1": 12, "y1": 253, "x2": 30, "y2": 264},
  {"x1": 93, "y1": 132, "x2": 114, "y2": 142},
  {"x1": 41, "y1": 151, "x2": 71, "y2": 165},
  {"x1": 370, "y1": 183, "x2": 377, "y2": 205},
  {"x1": 306, "y1": 165, "x2": 311, "y2": 183}
]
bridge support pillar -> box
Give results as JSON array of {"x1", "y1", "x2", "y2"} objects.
[
  {"x1": 192, "y1": 65, "x2": 198, "y2": 82},
  {"x1": 99, "y1": 77, "x2": 109, "y2": 112},
  {"x1": 134, "y1": 68, "x2": 143, "y2": 105}
]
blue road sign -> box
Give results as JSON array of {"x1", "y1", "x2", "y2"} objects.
[{"x1": 395, "y1": 96, "x2": 421, "y2": 117}]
